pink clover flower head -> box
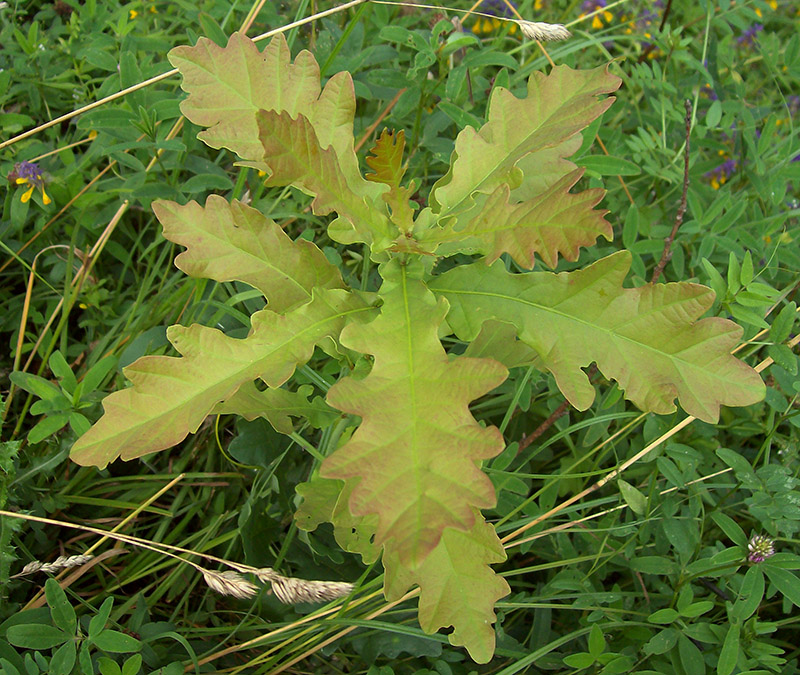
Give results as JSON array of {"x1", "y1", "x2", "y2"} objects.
[{"x1": 747, "y1": 534, "x2": 775, "y2": 563}]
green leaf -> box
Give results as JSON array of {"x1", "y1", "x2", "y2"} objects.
[
  {"x1": 588, "y1": 624, "x2": 606, "y2": 658},
  {"x1": 717, "y1": 622, "x2": 740, "y2": 675},
  {"x1": 89, "y1": 597, "x2": 114, "y2": 639},
  {"x1": 97, "y1": 656, "x2": 121, "y2": 675},
  {"x1": 214, "y1": 382, "x2": 337, "y2": 435},
  {"x1": 153, "y1": 196, "x2": 344, "y2": 312},
  {"x1": 384, "y1": 519, "x2": 509, "y2": 664},
  {"x1": 6, "y1": 624, "x2": 70, "y2": 649},
  {"x1": 631, "y1": 557, "x2": 678, "y2": 575},
  {"x1": 322, "y1": 265, "x2": 507, "y2": 566},
  {"x1": 578, "y1": 154, "x2": 641, "y2": 176},
  {"x1": 710, "y1": 511, "x2": 748, "y2": 548},
  {"x1": 563, "y1": 652, "x2": 596, "y2": 668},
  {"x1": 770, "y1": 302, "x2": 796, "y2": 343},
  {"x1": 618, "y1": 479, "x2": 647, "y2": 515},
  {"x1": 121, "y1": 654, "x2": 142, "y2": 675},
  {"x1": 45, "y1": 579, "x2": 76, "y2": 635},
  {"x1": 430, "y1": 64, "x2": 620, "y2": 219},
  {"x1": 8, "y1": 372, "x2": 62, "y2": 403},
  {"x1": 295, "y1": 477, "x2": 380, "y2": 564},
  {"x1": 647, "y1": 608, "x2": 679, "y2": 624},
  {"x1": 732, "y1": 566, "x2": 764, "y2": 621},
  {"x1": 71, "y1": 290, "x2": 373, "y2": 468},
  {"x1": 431, "y1": 252, "x2": 764, "y2": 422},
  {"x1": 90, "y1": 630, "x2": 142, "y2": 653},
  {"x1": 763, "y1": 565, "x2": 800, "y2": 607},
  {"x1": 256, "y1": 109, "x2": 392, "y2": 250},
  {"x1": 50, "y1": 641, "x2": 76, "y2": 675},
  {"x1": 716, "y1": 448, "x2": 756, "y2": 482},
  {"x1": 48, "y1": 352, "x2": 77, "y2": 395},
  {"x1": 421, "y1": 169, "x2": 612, "y2": 269},
  {"x1": 678, "y1": 634, "x2": 705, "y2": 675}
]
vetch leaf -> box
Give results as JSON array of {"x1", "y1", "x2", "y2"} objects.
[
  {"x1": 154, "y1": 196, "x2": 344, "y2": 312},
  {"x1": 322, "y1": 262, "x2": 508, "y2": 567},
  {"x1": 45, "y1": 579, "x2": 76, "y2": 635},
  {"x1": 431, "y1": 251, "x2": 764, "y2": 422},
  {"x1": 6, "y1": 624, "x2": 70, "y2": 650},
  {"x1": 70, "y1": 290, "x2": 374, "y2": 468}
]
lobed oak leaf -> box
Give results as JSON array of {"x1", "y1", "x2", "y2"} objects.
[
  {"x1": 429, "y1": 64, "x2": 621, "y2": 221},
  {"x1": 321, "y1": 263, "x2": 508, "y2": 567},
  {"x1": 365, "y1": 129, "x2": 416, "y2": 234},
  {"x1": 431, "y1": 251, "x2": 765, "y2": 422},
  {"x1": 422, "y1": 168, "x2": 612, "y2": 269},
  {"x1": 295, "y1": 477, "x2": 380, "y2": 564},
  {"x1": 168, "y1": 32, "x2": 322, "y2": 164},
  {"x1": 153, "y1": 195, "x2": 343, "y2": 312},
  {"x1": 383, "y1": 517, "x2": 510, "y2": 664},
  {"x1": 256, "y1": 109, "x2": 393, "y2": 250},
  {"x1": 70, "y1": 290, "x2": 374, "y2": 468}
]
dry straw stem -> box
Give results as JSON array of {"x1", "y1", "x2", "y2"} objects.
[
  {"x1": 2, "y1": 508, "x2": 354, "y2": 604},
  {"x1": 21, "y1": 473, "x2": 185, "y2": 610}
]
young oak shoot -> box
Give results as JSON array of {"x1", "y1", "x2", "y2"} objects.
[{"x1": 70, "y1": 33, "x2": 764, "y2": 662}]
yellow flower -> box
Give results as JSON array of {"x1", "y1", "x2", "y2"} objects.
[
  {"x1": 534, "y1": 0, "x2": 543, "y2": 9},
  {"x1": 129, "y1": 9, "x2": 138, "y2": 19},
  {"x1": 12, "y1": 162, "x2": 51, "y2": 205}
]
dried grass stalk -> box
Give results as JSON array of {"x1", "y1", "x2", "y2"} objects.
[
  {"x1": 202, "y1": 569, "x2": 258, "y2": 599},
  {"x1": 14, "y1": 554, "x2": 94, "y2": 578},
  {"x1": 254, "y1": 568, "x2": 354, "y2": 604},
  {"x1": 517, "y1": 20, "x2": 571, "y2": 42}
]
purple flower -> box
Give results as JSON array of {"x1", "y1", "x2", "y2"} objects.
[
  {"x1": 480, "y1": 0, "x2": 518, "y2": 18},
  {"x1": 705, "y1": 157, "x2": 737, "y2": 190},
  {"x1": 747, "y1": 534, "x2": 775, "y2": 563},
  {"x1": 737, "y1": 24, "x2": 763, "y2": 47},
  {"x1": 6, "y1": 161, "x2": 51, "y2": 205}
]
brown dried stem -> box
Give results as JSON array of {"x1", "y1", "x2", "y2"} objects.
[{"x1": 651, "y1": 98, "x2": 692, "y2": 284}]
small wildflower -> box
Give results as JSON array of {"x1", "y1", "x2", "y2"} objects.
[
  {"x1": 737, "y1": 24, "x2": 763, "y2": 47},
  {"x1": 705, "y1": 157, "x2": 736, "y2": 190},
  {"x1": 8, "y1": 161, "x2": 51, "y2": 205},
  {"x1": 748, "y1": 534, "x2": 775, "y2": 563},
  {"x1": 129, "y1": 9, "x2": 138, "y2": 19},
  {"x1": 580, "y1": 0, "x2": 614, "y2": 30},
  {"x1": 471, "y1": 0, "x2": 519, "y2": 36}
]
